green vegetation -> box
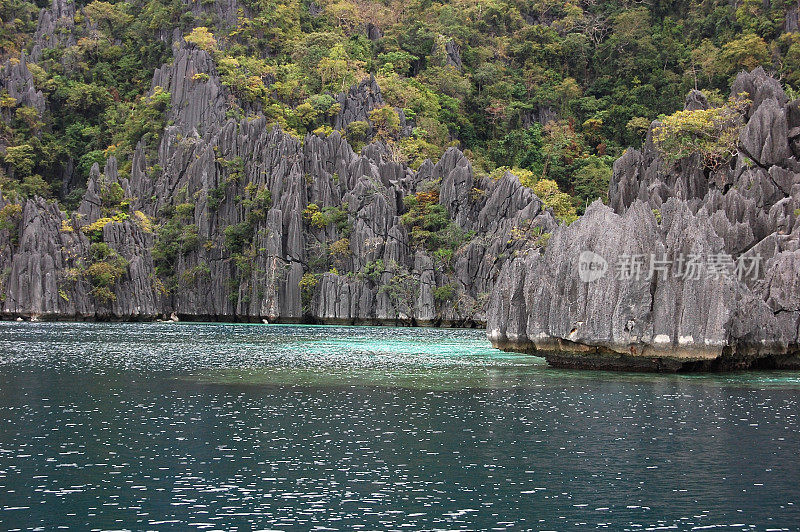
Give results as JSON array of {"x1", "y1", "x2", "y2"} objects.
[
  {"x1": 303, "y1": 203, "x2": 351, "y2": 236},
  {"x1": 0, "y1": 202, "x2": 22, "y2": 244},
  {"x1": 81, "y1": 212, "x2": 129, "y2": 242},
  {"x1": 378, "y1": 261, "x2": 419, "y2": 313},
  {"x1": 359, "y1": 259, "x2": 385, "y2": 284},
  {"x1": 652, "y1": 209, "x2": 663, "y2": 224},
  {"x1": 401, "y1": 188, "x2": 468, "y2": 252},
  {"x1": 1, "y1": 0, "x2": 177, "y2": 200},
  {"x1": 1, "y1": 0, "x2": 797, "y2": 243},
  {"x1": 223, "y1": 221, "x2": 253, "y2": 254},
  {"x1": 532, "y1": 179, "x2": 578, "y2": 224},
  {"x1": 329, "y1": 237, "x2": 351, "y2": 268},
  {"x1": 433, "y1": 283, "x2": 457, "y2": 303},
  {"x1": 86, "y1": 242, "x2": 128, "y2": 303},
  {"x1": 299, "y1": 272, "x2": 320, "y2": 312},
  {"x1": 78, "y1": 174, "x2": 134, "y2": 241},
  {"x1": 652, "y1": 94, "x2": 750, "y2": 171},
  {"x1": 152, "y1": 203, "x2": 202, "y2": 289}
]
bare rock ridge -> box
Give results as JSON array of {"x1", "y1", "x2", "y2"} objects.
[
  {"x1": 0, "y1": 53, "x2": 46, "y2": 117},
  {"x1": 489, "y1": 67, "x2": 800, "y2": 371},
  {"x1": 1, "y1": 11, "x2": 797, "y2": 373},
  {"x1": 0, "y1": 39, "x2": 556, "y2": 325}
]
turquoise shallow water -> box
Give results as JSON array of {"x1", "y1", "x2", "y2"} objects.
[{"x1": 0, "y1": 322, "x2": 798, "y2": 530}]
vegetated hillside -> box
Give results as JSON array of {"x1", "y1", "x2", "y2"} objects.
[
  {"x1": 0, "y1": 0, "x2": 799, "y2": 327},
  {"x1": 2, "y1": 0, "x2": 800, "y2": 209}
]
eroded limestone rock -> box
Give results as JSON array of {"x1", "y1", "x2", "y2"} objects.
[{"x1": 490, "y1": 68, "x2": 800, "y2": 371}]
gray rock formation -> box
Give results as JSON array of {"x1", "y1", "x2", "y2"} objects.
[
  {"x1": 787, "y1": 3, "x2": 799, "y2": 33},
  {"x1": 0, "y1": 53, "x2": 46, "y2": 117},
  {"x1": 489, "y1": 68, "x2": 800, "y2": 371},
  {"x1": 30, "y1": 0, "x2": 77, "y2": 62},
  {"x1": 184, "y1": 0, "x2": 241, "y2": 29},
  {"x1": 151, "y1": 44, "x2": 228, "y2": 137},
  {"x1": 4, "y1": 25, "x2": 794, "y2": 374},
  {"x1": 332, "y1": 76, "x2": 413, "y2": 137},
  {"x1": 365, "y1": 23, "x2": 383, "y2": 41},
  {"x1": 0, "y1": 40, "x2": 556, "y2": 324},
  {"x1": 444, "y1": 39, "x2": 462, "y2": 70},
  {"x1": 1, "y1": 161, "x2": 159, "y2": 320}
]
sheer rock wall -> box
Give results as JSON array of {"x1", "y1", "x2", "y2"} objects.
[
  {"x1": 0, "y1": 41, "x2": 556, "y2": 325},
  {"x1": 489, "y1": 68, "x2": 800, "y2": 371}
]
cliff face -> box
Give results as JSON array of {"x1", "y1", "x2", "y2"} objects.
[
  {"x1": 1, "y1": 2, "x2": 798, "y2": 373},
  {"x1": 0, "y1": 38, "x2": 556, "y2": 325},
  {"x1": 489, "y1": 68, "x2": 800, "y2": 371}
]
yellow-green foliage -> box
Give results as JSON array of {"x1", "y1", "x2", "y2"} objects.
[
  {"x1": 491, "y1": 166, "x2": 537, "y2": 188},
  {"x1": 368, "y1": 105, "x2": 400, "y2": 141},
  {"x1": 133, "y1": 210, "x2": 154, "y2": 233},
  {"x1": 80, "y1": 213, "x2": 129, "y2": 241},
  {"x1": 0, "y1": 92, "x2": 17, "y2": 108},
  {"x1": 652, "y1": 94, "x2": 750, "y2": 170},
  {"x1": 299, "y1": 272, "x2": 320, "y2": 310},
  {"x1": 185, "y1": 26, "x2": 217, "y2": 53},
  {"x1": 81, "y1": 217, "x2": 113, "y2": 237},
  {"x1": 0, "y1": 203, "x2": 22, "y2": 229},
  {"x1": 533, "y1": 179, "x2": 578, "y2": 225},
  {"x1": 303, "y1": 203, "x2": 320, "y2": 223},
  {"x1": 305, "y1": 204, "x2": 350, "y2": 234},
  {"x1": 86, "y1": 242, "x2": 129, "y2": 302},
  {"x1": 310, "y1": 211, "x2": 327, "y2": 228},
  {"x1": 313, "y1": 125, "x2": 334, "y2": 137},
  {"x1": 299, "y1": 272, "x2": 319, "y2": 292},
  {"x1": 3, "y1": 144, "x2": 35, "y2": 176},
  {"x1": 399, "y1": 134, "x2": 444, "y2": 170},
  {"x1": 329, "y1": 237, "x2": 351, "y2": 256},
  {"x1": 535, "y1": 230, "x2": 552, "y2": 249},
  {"x1": 492, "y1": 166, "x2": 578, "y2": 224},
  {"x1": 652, "y1": 209, "x2": 663, "y2": 224}
]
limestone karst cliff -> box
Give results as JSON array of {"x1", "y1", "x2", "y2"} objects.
[
  {"x1": 0, "y1": 36, "x2": 556, "y2": 324},
  {"x1": 1, "y1": 0, "x2": 799, "y2": 373},
  {"x1": 488, "y1": 68, "x2": 800, "y2": 371}
]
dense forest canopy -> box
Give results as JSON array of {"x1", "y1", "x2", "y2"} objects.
[{"x1": 1, "y1": 0, "x2": 799, "y2": 212}]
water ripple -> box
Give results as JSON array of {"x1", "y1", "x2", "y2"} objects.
[{"x1": 0, "y1": 322, "x2": 798, "y2": 530}]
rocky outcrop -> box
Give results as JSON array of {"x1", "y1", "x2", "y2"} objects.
[
  {"x1": 151, "y1": 44, "x2": 228, "y2": 137},
  {"x1": 0, "y1": 53, "x2": 46, "y2": 117},
  {"x1": 30, "y1": 0, "x2": 77, "y2": 61},
  {"x1": 489, "y1": 68, "x2": 800, "y2": 371},
  {"x1": 184, "y1": 0, "x2": 241, "y2": 29},
  {"x1": 0, "y1": 40, "x2": 556, "y2": 324},
  {"x1": 4, "y1": 28, "x2": 794, "y2": 373},
  {"x1": 788, "y1": 3, "x2": 800, "y2": 33},
  {"x1": 0, "y1": 163, "x2": 159, "y2": 320},
  {"x1": 332, "y1": 76, "x2": 413, "y2": 137},
  {"x1": 333, "y1": 76, "x2": 384, "y2": 131},
  {"x1": 365, "y1": 22, "x2": 383, "y2": 41}
]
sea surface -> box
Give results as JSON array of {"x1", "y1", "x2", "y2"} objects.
[{"x1": 0, "y1": 321, "x2": 798, "y2": 531}]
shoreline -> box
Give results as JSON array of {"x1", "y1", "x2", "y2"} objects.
[
  {"x1": 0, "y1": 313, "x2": 487, "y2": 329},
  {"x1": 4, "y1": 316, "x2": 799, "y2": 373},
  {"x1": 489, "y1": 335, "x2": 800, "y2": 373}
]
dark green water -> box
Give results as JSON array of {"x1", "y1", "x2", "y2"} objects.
[{"x1": 0, "y1": 322, "x2": 798, "y2": 531}]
